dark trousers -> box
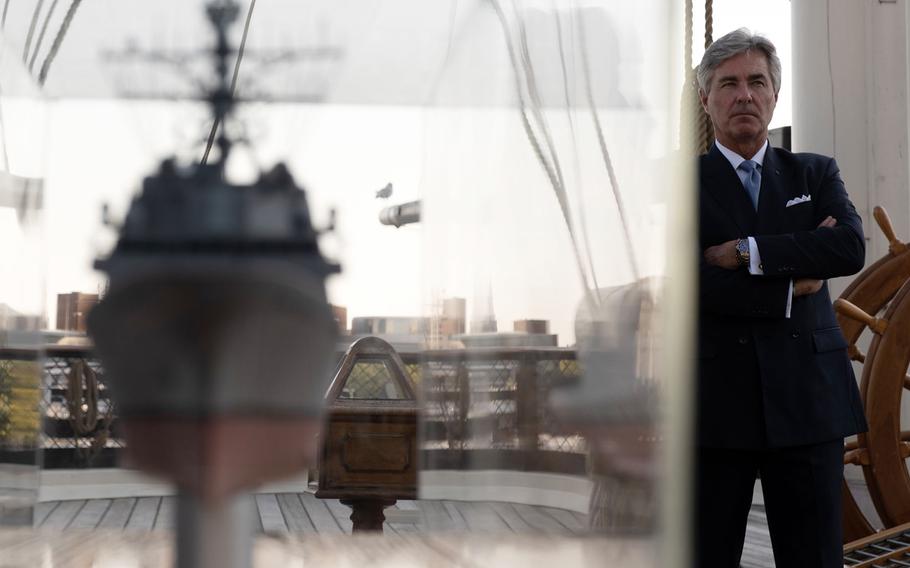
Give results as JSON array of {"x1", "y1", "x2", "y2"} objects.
[{"x1": 694, "y1": 440, "x2": 844, "y2": 568}]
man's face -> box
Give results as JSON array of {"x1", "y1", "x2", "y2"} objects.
[{"x1": 699, "y1": 50, "x2": 778, "y2": 151}]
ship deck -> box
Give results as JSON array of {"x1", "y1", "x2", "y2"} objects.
[{"x1": 27, "y1": 477, "x2": 884, "y2": 567}]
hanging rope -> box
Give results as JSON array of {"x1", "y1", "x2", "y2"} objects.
[
  {"x1": 680, "y1": 0, "x2": 695, "y2": 151},
  {"x1": 28, "y1": 0, "x2": 59, "y2": 72},
  {"x1": 489, "y1": 0, "x2": 599, "y2": 312},
  {"x1": 23, "y1": 0, "x2": 45, "y2": 64},
  {"x1": 554, "y1": 3, "x2": 602, "y2": 304},
  {"x1": 704, "y1": 0, "x2": 713, "y2": 50},
  {"x1": 37, "y1": 0, "x2": 83, "y2": 86},
  {"x1": 66, "y1": 359, "x2": 114, "y2": 465},
  {"x1": 1, "y1": 0, "x2": 11, "y2": 30},
  {"x1": 577, "y1": 15, "x2": 640, "y2": 283},
  {"x1": 685, "y1": 0, "x2": 693, "y2": 76},
  {"x1": 697, "y1": 0, "x2": 715, "y2": 154},
  {"x1": 66, "y1": 359, "x2": 100, "y2": 436}
]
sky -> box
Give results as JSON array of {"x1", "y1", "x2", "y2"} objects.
[{"x1": 0, "y1": 0, "x2": 793, "y2": 345}]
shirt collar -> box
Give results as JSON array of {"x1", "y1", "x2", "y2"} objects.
[{"x1": 715, "y1": 139, "x2": 769, "y2": 170}]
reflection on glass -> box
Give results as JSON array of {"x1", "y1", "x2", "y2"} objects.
[
  {"x1": 341, "y1": 360, "x2": 408, "y2": 400},
  {"x1": 414, "y1": 0, "x2": 685, "y2": 563},
  {"x1": 0, "y1": 63, "x2": 46, "y2": 526},
  {"x1": 0, "y1": 0, "x2": 689, "y2": 565}
]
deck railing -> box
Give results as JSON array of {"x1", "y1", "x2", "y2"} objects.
[{"x1": 0, "y1": 344, "x2": 586, "y2": 472}]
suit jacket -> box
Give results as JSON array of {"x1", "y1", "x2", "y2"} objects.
[{"x1": 698, "y1": 144, "x2": 868, "y2": 449}]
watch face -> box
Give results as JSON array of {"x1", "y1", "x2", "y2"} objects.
[{"x1": 736, "y1": 239, "x2": 749, "y2": 264}]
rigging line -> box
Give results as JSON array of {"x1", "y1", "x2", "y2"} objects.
[
  {"x1": 555, "y1": 2, "x2": 602, "y2": 303},
  {"x1": 23, "y1": 0, "x2": 45, "y2": 64},
  {"x1": 512, "y1": 1, "x2": 602, "y2": 305},
  {"x1": 28, "y1": 0, "x2": 60, "y2": 73},
  {"x1": 201, "y1": 0, "x2": 256, "y2": 166},
  {"x1": 512, "y1": 4, "x2": 568, "y2": 221},
  {"x1": 684, "y1": 0, "x2": 692, "y2": 73},
  {"x1": 1, "y1": 0, "x2": 10, "y2": 30},
  {"x1": 512, "y1": 1, "x2": 580, "y2": 270},
  {"x1": 513, "y1": 0, "x2": 566, "y2": 195},
  {"x1": 682, "y1": 0, "x2": 699, "y2": 152},
  {"x1": 0, "y1": 84, "x2": 9, "y2": 171},
  {"x1": 577, "y1": 14, "x2": 639, "y2": 282},
  {"x1": 491, "y1": 2, "x2": 557, "y2": 196},
  {"x1": 489, "y1": 0, "x2": 597, "y2": 310},
  {"x1": 37, "y1": 0, "x2": 82, "y2": 86},
  {"x1": 424, "y1": 0, "x2": 472, "y2": 105}
]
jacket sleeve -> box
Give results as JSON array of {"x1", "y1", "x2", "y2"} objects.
[
  {"x1": 700, "y1": 258, "x2": 791, "y2": 318},
  {"x1": 753, "y1": 157, "x2": 865, "y2": 279}
]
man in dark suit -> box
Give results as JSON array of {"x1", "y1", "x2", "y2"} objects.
[{"x1": 695, "y1": 29, "x2": 867, "y2": 567}]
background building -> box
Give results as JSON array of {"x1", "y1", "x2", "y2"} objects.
[
  {"x1": 331, "y1": 305, "x2": 348, "y2": 333},
  {"x1": 56, "y1": 292, "x2": 98, "y2": 332}
]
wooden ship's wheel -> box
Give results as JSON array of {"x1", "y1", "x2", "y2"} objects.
[{"x1": 831, "y1": 207, "x2": 910, "y2": 551}]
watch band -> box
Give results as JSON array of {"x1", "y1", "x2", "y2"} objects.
[{"x1": 735, "y1": 238, "x2": 750, "y2": 267}]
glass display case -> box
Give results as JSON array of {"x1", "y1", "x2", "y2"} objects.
[
  {"x1": 0, "y1": 1, "x2": 694, "y2": 566},
  {"x1": 0, "y1": 42, "x2": 48, "y2": 525}
]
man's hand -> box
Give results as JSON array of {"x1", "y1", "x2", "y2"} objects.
[
  {"x1": 818, "y1": 216, "x2": 837, "y2": 229},
  {"x1": 703, "y1": 239, "x2": 740, "y2": 270},
  {"x1": 789, "y1": 218, "x2": 833, "y2": 296},
  {"x1": 794, "y1": 278, "x2": 823, "y2": 297}
]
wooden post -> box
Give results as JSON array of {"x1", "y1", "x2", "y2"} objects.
[{"x1": 516, "y1": 356, "x2": 539, "y2": 452}]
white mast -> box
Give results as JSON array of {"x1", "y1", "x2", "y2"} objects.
[{"x1": 791, "y1": 0, "x2": 910, "y2": 280}]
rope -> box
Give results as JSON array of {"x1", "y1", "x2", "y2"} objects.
[
  {"x1": 697, "y1": 0, "x2": 714, "y2": 154},
  {"x1": 554, "y1": 3, "x2": 602, "y2": 303},
  {"x1": 0, "y1": 84, "x2": 9, "y2": 171},
  {"x1": 37, "y1": 0, "x2": 82, "y2": 86},
  {"x1": 201, "y1": 0, "x2": 256, "y2": 166},
  {"x1": 704, "y1": 0, "x2": 713, "y2": 50},
  {"x1": 489, "y1": 0, "x2": 598, "y2": 311},
  {"x1": 684, "y1": 0, "x2": 692, "y2": 74},
  {"x1": 577, "y1": 14, "x2": 640, "y2": 282},
  {"x1": 1, "y1": 0, "x2": 10, "y2": 30},
  {"x1": 23, "y1": 0, "x2": 45, "y2": 64},
  {"x1": 28, "y1": 0, "x2": 59, "y2": 73},
  {"x1": 66, "y1": 359, "x2": 99, "y2": 436}
]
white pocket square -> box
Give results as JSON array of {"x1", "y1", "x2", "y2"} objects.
[{"x1": 785, "y1": 195, "x2": 811, "y2": 207}]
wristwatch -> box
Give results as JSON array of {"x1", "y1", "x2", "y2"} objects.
[{"x1": 735, "y1": 238, "x2": 750, "y2": 267}]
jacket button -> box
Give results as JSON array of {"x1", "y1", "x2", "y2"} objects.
[
  {"x1": 791, "y1": 331, "x2": 800, "y2": 338},
  {"x1": 738, "y1": 336, "x2": 749, "y2": 345}
]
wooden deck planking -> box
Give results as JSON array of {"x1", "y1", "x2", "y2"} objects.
[
  {"x1": 452, "y1": 501, "x2": 511, "y2": 533},
  {"x1": 414, "y1": 499, "x2": 457, "y2": 531},
  {"x1": 742, "y1": 505, "x2": 774, "y2": 568},
  {"x1": 276, "y1": 493, "x2": 317, "y2": 535},
  {"x1": 26, "y1": 493, "x2": 774, "y2": 566},
  {"x1": 125, "y1": 497, "x2": 161, "y2": 532},
  {"x1": 321, "y1": 496, "x2": 354, "y2": 533},
  {"x1": 96, "y1": 498, "x2": 136, "y2": 530},
  {"x1": 441, "y1": 501, "x2": 468, "y2": 531},
  {"x1": 240, "y1": 495, "x2": 263, "y2": 533},
  {"x1": 40, "y1": 500, "x2": 85, "y2": 531},
  {"x1": 256, "y1": 494, "x2": 287, "y2": 534},
  {"x1": 68, "y1": 499, "x2": 111, "y2": 530},
  {"x1": 510, "y1": 503, "x2": 571, "y2": 534},
  {"x1": 488, "y1": 501, "x2": 535, "y2": 533},
  {"x1": 298, "y1": 492, "x2": 344, "y2": 535},
  {"x1": 154, "y1": 496, "x2": 176, "y2": 531},
  {"x1": 33, "y1": 501, "x2": 58, "y2": 527},
  {"x1": 540, "y1": 506, "x2": 587, "y2": 534}
]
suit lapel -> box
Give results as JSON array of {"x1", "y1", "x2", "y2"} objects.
[
  {"x1": 757, "y1": 148, "x2": 788, "y2": 235},
  {"x1": 701, "y1": 144, "x2": 757, "y2": 236}
]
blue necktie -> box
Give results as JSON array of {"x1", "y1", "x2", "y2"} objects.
[{"x1": 738, "y1": 160, "x2": 761, "y2": 210}]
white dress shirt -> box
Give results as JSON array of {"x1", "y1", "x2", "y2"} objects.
[{"x1": 714, "y1": 139, "x2": 793, "y2": 318}]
